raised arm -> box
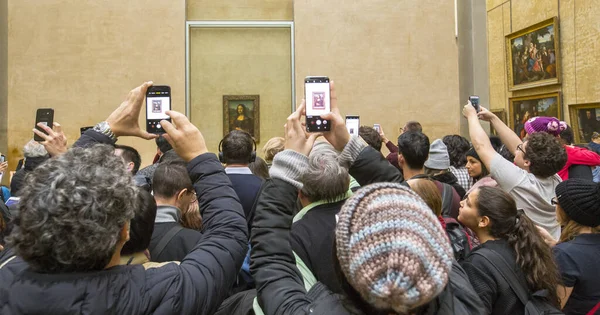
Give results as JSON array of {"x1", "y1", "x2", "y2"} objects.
[
  {"x1": 479, "y1": 106, "x2": 522, "y2": 156},
  {"x1": 463, "y1": 104, "x2": 501, "y2": 171}
]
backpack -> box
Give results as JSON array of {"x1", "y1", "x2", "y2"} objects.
[
  {"x1": 440, "y1": 183, "x2": 453, "y2": 217},
  {"x1": 473, "y1": 248, "x2": 564, "y2": 315},
  {"x1": 442, "y1": 217, "x2": 472, "y2": 262}
]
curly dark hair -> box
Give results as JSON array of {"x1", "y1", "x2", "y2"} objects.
[
  {"x1": 8, "y1": 145, "x2": 137, "y2": 273},
  {"x1": 442, "y1": 135, "x2": 470, "y2": 167},
  {"x1": 121, "y1": 189, "x2": 157, "y2": 256},
  {"x1": 475, "y1": 187, "x2": 560, "y2": 307},
  {"x1": 359, "y1": 126, "x2": 382, "y2": 152},
  {"x1": 524, "y1": 132, "x2": 567, "y2": 178}
]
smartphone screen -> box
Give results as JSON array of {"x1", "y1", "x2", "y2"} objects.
[
  {"x1": 34, "y1": 108, "x2": 54, "y2": 141},
  {"x1": 373, "y1": 124, "x2": 381, "y2": 133},
  {"x1": 146, "y1": 86, "x2": 171, "y2": 134},
  {"x1": 346, "y1": 116, "x2": 360, "y2": 136},
  {"x1": 469, "y1": 95, "x2": 480, "y2": 112},
  {"x1": 0, "y1": 155, "x2": 5, "y2": 163},
  {"x1": 305, "y1": 76, "x2": 331, "y2": 132}
]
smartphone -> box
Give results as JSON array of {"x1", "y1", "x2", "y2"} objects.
[
  {"x1": 373, "y1": 124, "x2": 381, "y2": 133},
  {"x1": 80, "y1": 126, "x2": 93, "y2": 135},
  {"x1": 33, "y1": 108, "x2": 54, "y2": 142},
  {"x1": 305, "y1": 76, "x2": 331, "y2": 132},
  {"x1": 346, "y1": 116, "x2": 360, "y2": 136},
  {"x1": 469, "y1": 95, "x2": 480, "y2": 112},
  {"x1": 146, "y1": 85, "x2": 171, "y2": 134},
  {"x1": 0, "y1": 155, "x2": 5, "y2": 163}
]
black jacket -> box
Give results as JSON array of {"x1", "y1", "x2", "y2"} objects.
[
  {"x1": 149, "y1": 221, "x2": 203, "y2": 262},
  {"x1": 251, "y1": 141, "x2": 485, "y2": 315},
  {"x1": 227, "y1": 172, "x2": 263, "y2": 233},
  {"x1": 9, "y1": 156, "x2": 49, "y2": 196},
  {"x1": 0, "y1": 131, "x2": 248, "y2": 315},
  {"x1": 433, "y1": 172, "x2": 466, "y2": 199}
]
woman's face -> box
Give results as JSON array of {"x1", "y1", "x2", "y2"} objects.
[
  {"x1": 237, "y1": 105, "x2": 244, "y2": 115},
  {"x1": 458, "y1": 189, "x2": 481, "y2": 231},
  {"x1": 465, "y1": 156, "x2": 483, "y2": 178}
]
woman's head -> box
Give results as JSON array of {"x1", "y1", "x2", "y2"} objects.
[
  {"x1": 465, "y1": 148, "x2": 489, "y2": 181},
  {"x1": 262, "y1": 137, "x2": 285, "y2": 164},
  {"x1": 236, "y1": 104, "x2": 247, "y2": 115},
  {"x1": 407, "y1": 179, "x2": 442, "y2": 216},
  {"x1": 335, "y1": 183, "x2": 453, "y2": 313},
  {"x1": 555, "y1": 179, "x2": 600, "y2": 242},
  {"x1": 458, "y1": 187, "x2": 516, "y2": 236},
  {"x1": 442, "y1": 135, "x2": 470, "y2": 168}
]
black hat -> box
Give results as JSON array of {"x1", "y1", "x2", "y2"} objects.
[{"x1": 555, "y1": 178, "x2": 600, "y2": 227}]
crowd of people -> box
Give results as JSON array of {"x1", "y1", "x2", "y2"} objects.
[{"x1": 0, "y1": 81, "x2": 599, "y2": 315}]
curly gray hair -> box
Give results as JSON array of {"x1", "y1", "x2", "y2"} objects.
[
  {"x1": 301, "y1": 142, "x2": 350, "y2": 202},
  {"x1": 8, "y1": 145, "x2": 137, "y2": 272},
  {"x1": 23, "y1": 140, "x2": 48, "y2": 158}
]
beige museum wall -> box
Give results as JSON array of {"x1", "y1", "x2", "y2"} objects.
[
  {"x1": 294, "y1": 0, "x2": 461, "y2": 153},
  {"x1": 5, "y1": 0, "x2": 186, "y2": 185},
  {"x1": 186, "y1": 0, "x2": 293, "y2": 20},
  {"x1": 486, "y1": 0, "x2": 600, "y2": 124}
]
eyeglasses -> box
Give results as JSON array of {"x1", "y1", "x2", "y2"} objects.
[
  {"x1": 516, "y1": 143, "x2": 526, "y2": 154},
  {"x1": 551, "y1": 197, "x2": 559, "y2": 206}
]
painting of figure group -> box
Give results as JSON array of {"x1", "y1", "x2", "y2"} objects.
[
  {"x1": 510, "y1": 23, "x2": 557, "y2": 87},
  {"x1": 510, "y1": 94, "x2": 561, "y2": 140}
]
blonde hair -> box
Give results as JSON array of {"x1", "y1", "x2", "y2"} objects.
[
  {"x1": 407, "y1": 179, "x2": 442, "y2": 216},
  {"x1": 558, "y1": 206, "x2": 600, "y2": 243},
  {"x1": 262, "y1": 137, "x2": 285, "y2": 163}
]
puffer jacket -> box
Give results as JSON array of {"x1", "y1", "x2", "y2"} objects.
[
  {"x1": 251, "y1": 136, "x2": 485, "y2": 315},
  {"x1": 0, "y1": 130, "x2": 248, "y2": 315}
]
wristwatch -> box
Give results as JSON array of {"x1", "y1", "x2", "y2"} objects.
[{"x1": 93, "y1": 121, "x2": 117, "y2": 142}]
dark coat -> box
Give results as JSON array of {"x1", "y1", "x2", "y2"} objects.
[
  {"x1": 0, "y1": 131, "x2": 248, "y2": 315},
  {"x1": 251, "y1": 145, "x2": 485, "y2": 315},
  {"x1": 149, "y1": 222, "x2": 203, "y2": 262},
  {"x1": 9, "y1": 156, "x2": 49, "y2": 196}
]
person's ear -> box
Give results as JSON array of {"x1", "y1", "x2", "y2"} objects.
[
  {"x1": 177, "y1": 188, "x2": 188, "y2": 201},
  {"x1": 126, "y1": 161, "x2": 134, "y2": 172},
  {"x1": 523, "y1": 158, "x2": 531, "y2": 168},
  {"x1": 398, "y1": 153, "x2": 405, "y2": 166},
  {"x1": 479, "y1": 216, "x2": 491, "y2": 229},
  {"x1": 120, "y1": 221, "x2": 130, "y2": 243}
]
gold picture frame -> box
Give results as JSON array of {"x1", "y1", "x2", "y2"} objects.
[
  {"x1": 490, "y1": 109, "x2": 507, "y2": 136},
  {"x1": 506, "y1": 17, "x2": 560, "y2": 91},
  {"x1": 509, "y1": 92, "x2": 562, "y2": 140},
  {"x1": 568, "y1": 103, "x2": 600, "y2": 144},
  {"x1": 223, "y1": 95, "x2": 260, "y2": 141}
]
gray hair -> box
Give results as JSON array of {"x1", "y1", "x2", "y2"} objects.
[
  {"x1": 23, "y1": 140, "x2": 48, "y2": 157},
  {"x1": 8, "y1": 145, "x2": 137, "y2": 273},
  {"x1": 301, "y1": 142, "x2": 350, "y2": 202}
]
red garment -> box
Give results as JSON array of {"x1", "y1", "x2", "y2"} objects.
[
  {"x1": 557, "y1": 145, "x2": 600, "y2": 180},
  {"x1": 385, "y1": 141, "x2": 401, "y2": 171}
]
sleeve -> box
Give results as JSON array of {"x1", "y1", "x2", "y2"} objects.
[
  {"x1": 553, "y1": 246, "x2": 579, "y2": 287},
  {"x1": 489, "y1": 153, "x2": 527, "y2": 193},
  {"x1": 251, "y1": 179, "x2": 314, "y2": 315},
  {"x1": 386, "y1": 141, "x2": 399, "y2": 153},
  {"x1": 567, "y1": 146, "x2": 600, "y2": 166},
  {"x1": 461, "y1": 258, "x2": 496, "y2": 314},
  {"x1": 73, "y1": 129, "x2": 117, "y2": 148},
  {"x1": 143, "y1": 153, "x2": 249, "y2": 315},
  {"x1": 341, "y1": 136, "x2": 404, "y2": 186}
]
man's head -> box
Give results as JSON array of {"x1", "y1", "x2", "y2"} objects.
[
  {"x1": 442, "y1": 135, "x2": 470, "y2": 168},
  {"x1": 220, "y1": 130, "x2": 255, "y2": 165},
  {"x1": 9, "y1": 145, "x2": 136, "y2": 273},
  {"x1": 152, "y1": 161, "x2": 196, "y2": 211},
  {"x1": 300, "y1": 142, "x2": 350, "y2": 203},
  {"x1": 358, "y1": 126, "x2": 382, "y2": 152},
  {"x1": 514, "y1": 132, "x2": 567, "y2": 178},
  {"x1": 114, "y1": 145, "x2": 141, "y2": 175},
  {"x1": 558, "y1": 125, "x2": 574, "y2": 145},
  {"x1": 401, "y1": 121, "x2": 422, "y2": 134},
  {"x1": 397, "y1": 131, "x2": 430, "y2": 170},
  {"x1": 424, "y1": 139, "x2": 450, "y2": 174},
  {"x1": 155, "y1": 135, "x2": 173, "y2": 156},
  {"x1": 121, "y1": 189, "x2": 157, "y2": 256}
]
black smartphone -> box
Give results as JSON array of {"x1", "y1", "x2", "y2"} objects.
[
  {"x1": 146, "y1": 85, "x2": 171, "y2": 134},
  {"x1": 469, "y1": 95, "x2": 480, "y2": 112},
  {"x1": 305, "y1": 76, "x2": 331, "y2": 132},
  {"x1": 80, "y1": 126, "x2": 93, "y2": 135},
  {"x1": 34, "y1": 108, "x2": 54, "y2": 141},
  {"x1": 345, "y1": 115, "x2": 360, "y2": 136}
]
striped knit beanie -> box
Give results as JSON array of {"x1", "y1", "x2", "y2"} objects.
[{"x1": 336, "y1": 182, "x2": 453, "y2": 313}]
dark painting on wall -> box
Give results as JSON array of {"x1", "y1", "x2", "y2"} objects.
[
  {"x1": 509, "y1": 92, "x2": 561, "y2": 140},
  {"x1": 223, "y1": 95, "x2": 260, "y2": 141}
]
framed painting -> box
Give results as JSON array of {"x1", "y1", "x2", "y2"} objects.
[
  {"x1": 506, "y1": 17, "x2": 560, "y2": 91},
  {"x1": 568, "y1": 103, "x2": 600, "y2": 144},
  {"x1": 223, "y1": 95, "x2": 260, "y2": 141},
  {"x1": 509, "y1": 92, "x2": 562, "y2": 140},
  {"x1": 490, "y1": 109, "x2": 507, "y2": 136}
]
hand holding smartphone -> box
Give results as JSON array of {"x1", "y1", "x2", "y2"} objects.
[
  {"x1": 34, "y1": 108, "x2": 54, "y2": 141},
  {"x1": 469, "y1": 95, "x2": 480, "y2": 113},
  {"x1": 345, "y1": 116, "x2": 360, "y2": 136},
  {"x1": 373, "y1": 124, "x2": 381, "y2": 133},
  {"x1": 146, "y1": 86, "x2": 171, "y2": 134},
  {"x1": 305, "y1": 76, "x2": 331, "y2": 132}
]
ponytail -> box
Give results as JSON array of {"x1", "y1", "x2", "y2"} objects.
[{"x1": 475, "y1": 187, "x2": 561, "y2": 307}]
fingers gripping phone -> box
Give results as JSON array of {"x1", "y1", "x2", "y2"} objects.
[
  {"x1": 305, "y1": 76, "x2": 331, "y2": 132},
  {"x1": 34, "y1": 108, "x2": 55, "y2": 141},
  {"x1": 469, "y1": 95, "x2": 480, "y2": 113},
  {"x1": 346, "y1": 116, "x2": 360, "y2": 136},
  {"x1": 146, "y1": 86, "x2": 171, "y2": 134}
]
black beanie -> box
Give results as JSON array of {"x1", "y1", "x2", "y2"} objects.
[
  {"x1": 555, "y1": 178, "x2": 600, "y2": 227},
  {"x1": 465, "y1": 147, "x2": 480, "y2": 162}
]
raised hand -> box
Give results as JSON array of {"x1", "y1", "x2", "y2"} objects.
[
  {"x1": 319, "y1": 81, "x2": 350, "y2": 151},
  {"x1": 106, "y1": 81, "x2": 158, "y2": 140},
  {"x1": 160, "y1": 111, "x2": 208, "y2": 162},
  {"x1": 284, "y1": 99, "x2": 321, "y2": 156},
  {"x1": 33, "y1": 122, "x2": 68, "y2": 157},
  {"x1": 476, "y1": 106, "x2": 497, "y2": 122}
]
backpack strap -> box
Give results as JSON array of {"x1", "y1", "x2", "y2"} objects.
[
  {"x1": 587, "y1": 301, "x2": 600, "y2": 315},
  {"x1": 472, "y1": 248, "x2": 530, "y2": 306},
  {"x1": 441, "y1": 183, "x2": 453, "y2": 216},
  {"x1": 152, "y1": 225, "x2": 184, "y2": 260}
]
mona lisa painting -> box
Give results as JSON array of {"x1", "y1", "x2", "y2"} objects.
[{"x1": 223, "y1": 95, "x2": 260, "y2": 141}]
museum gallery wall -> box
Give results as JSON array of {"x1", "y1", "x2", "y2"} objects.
[{"x1": 486, "y1": 0, "x2": 600, "y2": 144}]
